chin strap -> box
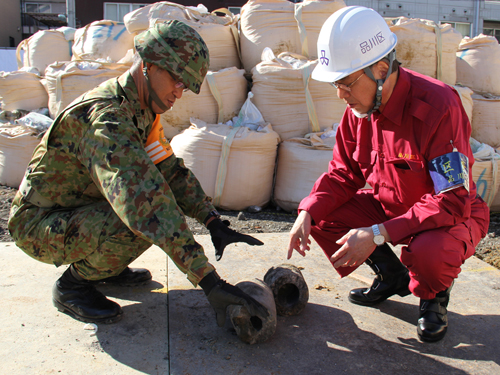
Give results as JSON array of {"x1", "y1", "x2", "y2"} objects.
[
  {"x1": 143, "y1": 67, "x2": 169, "y2": 113},
  {"x1": 361, "y1": 49, "x2": 397, "y2": 121}
]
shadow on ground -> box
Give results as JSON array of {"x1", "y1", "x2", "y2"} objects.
[
  {"x1": 87, "y1": 281, "x2": 170, "y2": 374},
  {"x1": 87, "y1": 288, "x2": 497, "y2": 375}
]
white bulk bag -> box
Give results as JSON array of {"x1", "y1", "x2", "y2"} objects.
[
  {"x1": 490, "y1": 148, "x2": 500, "y2": 211},
  {"x1": 274, "y1": 132, "x2": 336, "y2": 212},
  {"x1": 452, "y1": 85, "x2": 473, "y2": 124},
  {"x1": 124, "y1": 2, "x2": 240, "y2": 71},
  {"x1": 72, "y1": 21, "x2": 135, "y2": 63},
  {"x1": 0, "y1": 71, "x2": 48, "y2": 111},
  {"x1": 240, "y1": 0, "x2": 346, "y2": 73},
  {"x1": 170, "y1": 119, "x2": 280, "y2": 210},
  {"x1": 160, "y1": 67, "x2": 247, "y2": 139},
  {"x1": 124, "y1": 2, "x2": 190, "y2": 30},
  {"x1": 390, "y1": 18, "x2": 462, "y2": 85},
  {"x1": 16, "y1": 29, "x2": 74, "y2": 75},
  {"x1": 491, "y1": 188, "x2": 500, "y2": 212},
  {"x1": 470, "y1": 93, "x2": 500, "y2": 149},
  {"x1": 472, "y1": 157, "x2": 500, "y2": 208},
  {"x1": 470, "y1": 138, "x2": 500, "y2": 208},
  {"x1": 41, "y1": 61, "x2": 129, "y2": 119},
  {"x1": 252, "y1": 53, "x2": 346, "y2": 141},
  {"x1": 0, "y1": 130, "x2": 41, "y2": 188},
  {"x1": 456, "y1": 35, "x2": 500, "y2": 96}
]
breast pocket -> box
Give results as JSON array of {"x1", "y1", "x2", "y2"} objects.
[
  {"x1": 386, "y1": 158, "x2": 431, "y2": 204},
  {"x1": 352, "y1": 143, "x2": 378, "y2": 178}
]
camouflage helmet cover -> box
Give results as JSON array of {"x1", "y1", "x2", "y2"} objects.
[{"x1": 134, "y1": 20, "x2": 209, "y2": 95}]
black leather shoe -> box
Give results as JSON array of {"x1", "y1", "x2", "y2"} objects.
[
  {"x1": 97, "y1": 267, "x2": 152, "y2": 287},
  {"x1": 348, "y1": 244, "x2": 411, "y2": 307},
  {"x1": 417, "y1": 284, "x2": 453, "y2": 342},
  {"x1": 349, "y1": 272, "x2": 410, "y2": 306},
  {"x1": 53, "y1": 266, "x2": 122, "y2": 323}
]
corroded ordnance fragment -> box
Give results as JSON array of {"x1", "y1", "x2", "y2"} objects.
[
  {"x1": 264, "y1": 263, "x2": 309, "y2": 316},
  {"x1": 228, "y1": 278, "x2": 277, "y2": 345}
]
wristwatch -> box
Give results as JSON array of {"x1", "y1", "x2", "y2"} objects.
[{"x1": 372, "y1": 224, "x2": 386, "y2": 246}]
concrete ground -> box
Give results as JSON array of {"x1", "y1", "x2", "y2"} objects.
[{"x1": 1, "y1": 234, "x2": 499, "y2": 375}]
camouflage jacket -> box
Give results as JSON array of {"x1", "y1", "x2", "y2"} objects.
[{"x1": 17, "y1": 71, "x2": 215, "y2": 284}]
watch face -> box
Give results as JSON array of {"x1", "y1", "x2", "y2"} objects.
[{"x1": 374, "y1": 235, "x2": 385, "y2": 245}]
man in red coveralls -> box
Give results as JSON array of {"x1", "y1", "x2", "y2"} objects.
[{"x1": 287, "y1": 6, "x2": 490, "y2": 342}]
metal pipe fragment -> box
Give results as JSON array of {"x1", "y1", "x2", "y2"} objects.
[
  {"x1": 227, "y1": 278, "x2": 277, "y2": 345},
  {"x1": 264, "y1": 263, "x2": 309, "y2": 316}
]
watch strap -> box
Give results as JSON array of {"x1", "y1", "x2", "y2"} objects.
[{"x1": 372, "y1": 224, "x2": 386, "y2": 245}]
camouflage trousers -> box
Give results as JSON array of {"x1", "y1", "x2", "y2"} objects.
[{"x1": 8, "y1": 194, "x2": 152, "y2": 280}]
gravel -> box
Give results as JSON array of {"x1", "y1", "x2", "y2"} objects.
[
  {"x1": 1, "y1": 185, "x2": 498, "y2": 270},
  {"x1": 0, "y1": 185, "x2": 16, "y2": 242}
]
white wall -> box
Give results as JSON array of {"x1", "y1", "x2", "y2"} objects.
[{"x1": 0, "y1": 48, "x2": 22, "y2": 73}]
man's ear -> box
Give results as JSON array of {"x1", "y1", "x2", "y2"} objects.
[{"x1": 372, "y1": 60, "x2": 390, "y2": 80}]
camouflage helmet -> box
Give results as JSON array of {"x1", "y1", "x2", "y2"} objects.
[{"x1": 134, "y1": 20, "x2": 209, "y2": 95}]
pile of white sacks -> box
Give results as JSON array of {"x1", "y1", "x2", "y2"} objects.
[{"x1": 0, "y1": 0, "x2": 499, "y2": 212}]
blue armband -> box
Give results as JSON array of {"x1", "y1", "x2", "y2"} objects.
[{"x1": 428, "y1": 151, "x2": 469, "y2": 194}]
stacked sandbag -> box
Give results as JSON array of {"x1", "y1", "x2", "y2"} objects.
[
  {"x1": 274, "y1": 130, "x2": 336, "y2": 212},
  {"x1": 16, "y1": 28, "x2": 76, "y2": 75},
  {"x1": 470, "y1": 93, "x2": 500, "y2": 149},
  {"x1": 0, "y1": 132, "x2": 41, "y2": 188},
  {"x1": 41, "y1": 61, "x2": 129, "y2": 119},
  {"x1": 451, "y1": 85, "x2": 474, "y2": 124},
  {"x1": 456, "y1": 35, "x2": 500, "y2": 96},
  {"x1": 492, "y1": 191, "x2": 500, "y2": 212},
  {"x1": 0, "y1": 71, "x2": 48, "y2": 111},
  {"x1": 490, "y1": 148, "x2": 500, "y2": 212},
  {"x1": 123, "y1": 2, "x2": 240, "y2": 71},
  {"x1": 160, "y1": 67, "x2": 247, "y2": 139},
  {"x1": 470, "y1": 138, "x2": 500, "y2": 209},
  {"x1": 251, "y1": 52, "x2": 346, "y2": 141},
  {"x1": 0, "y1": 115, "x2": 48, "y2": 188},
  {"x1": 72, "y1": 20, "x2": 135, "y2": 63},
  {"x1": 452, "y1": 85, "x2": 473, "y2": 124},
  {"x1": 170, "y1": 119, "x2": 280, "y2": 210},
  {"x1": 240, "y1": 0, "x2": 345, "y2": 73},
  {"x1": 390, "y1": 17, "x2": 462, "y2": 85}
]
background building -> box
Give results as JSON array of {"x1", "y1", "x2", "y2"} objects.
[
  {"x1": 344, "y1": 0, "x2": 500, "y2": 41},
  {"x1": 75, "y1": 0, "x2": 246, "y2": 25},
  {"x1": 76, "y1": 1, "x2": 245, "y2": 27},
  {"x1": 1, "y1": 1, "x2": 23, "y2": 48},
  {"x1": 2, "y1": 0, "x2": 500, "y2": 48},
  {"x1": 19, "y1": 0, "x2": 67, "y2": 40}
]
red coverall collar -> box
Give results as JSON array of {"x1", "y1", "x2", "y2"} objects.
[{"x1": 377, "y1": 67, "x2": 411, "y2": 127}]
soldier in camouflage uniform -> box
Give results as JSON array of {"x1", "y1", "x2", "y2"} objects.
[{"x1": 8, "y1": 20, "x2": 268, "y2": 326}]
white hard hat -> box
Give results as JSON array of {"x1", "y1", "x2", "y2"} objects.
[{"x1": 312, "y1": 6, "x2": 397, "y2": 83}]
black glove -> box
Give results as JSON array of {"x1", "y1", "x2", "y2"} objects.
[
  {"x1": 199, "y1": 271, "x2": 269, "y2": 327},
  {"x1": 207, "y1": 218, "x2": 263, "y2": 261}
]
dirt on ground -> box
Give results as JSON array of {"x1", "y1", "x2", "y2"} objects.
[{"x1": 1, "y1": 185, "x2": 499, "y2": 270}]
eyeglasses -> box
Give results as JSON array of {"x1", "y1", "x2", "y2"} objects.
[
  {"x1": 330, "y1": 72, "x2": 365, "y2": 92},
  {"x1": 165, "y1": 70, "x2": 188, "y2": 92},
  {"x1": 145, "y1": 67, "x2": 190, "y2": 93},
  {"x1": 174, "y1": 81, "x2": 189, "y2": 92}
]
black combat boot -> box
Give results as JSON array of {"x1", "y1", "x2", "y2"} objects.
[
  {"x1": 97, "y1": 267, "x2": 152, "y2": 287},
  {"x1": 417, "y1": 283, "x2": 453, "y2": 342},
  {"x1": 53, "y1": 265, "x2": 123, "y2": 324},
  {"x1": 348, "y1": 244, "x2": 411, "y2": 306}
]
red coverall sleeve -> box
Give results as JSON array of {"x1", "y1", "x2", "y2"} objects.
[
  {"x1": 383, "y1": 104, "x2": 476, "y2": 244},
  {"x1": 299, "y1": 115, "x2": 367, "y2": 225}
]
